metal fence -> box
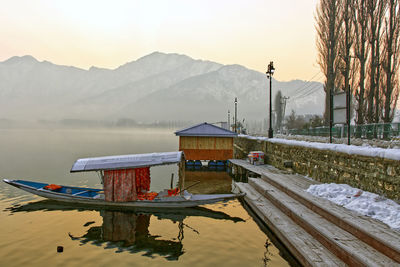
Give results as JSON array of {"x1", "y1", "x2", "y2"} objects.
[{"x1": 288, "y1": 123, "x2": 400, "y2": 140}]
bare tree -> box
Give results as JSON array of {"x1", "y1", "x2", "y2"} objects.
[
  {"x1": 374, "y1": 0, "x2": 387, "y2": 122},
  {"x1": 316, "y1": 0, "x2": 343, "y2": 125},
  {"x1": 274, "y1": 90, "x2": 283, "y2": 131},
  {"x1": 316, "y1": 0, "x2": 399, "y2": 129},
  {"x1": 381, "y1": 0, "x2": 400, "y2": 123},
  {"x1": 366, "y1": 0, "x2": 386, "y2": 123},
  {"x1": 286, "y1": 110, "x2": 307, "y2": 130},
  {"x1": 352, "y1": 0, "x2": 369, "y2": 127},
  {"x1": 339, "y1": 0, "x2": 356, "y2": 98}
]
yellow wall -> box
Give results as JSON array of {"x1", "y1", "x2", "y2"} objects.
[
  {"x1": 180, "y1": 137, "x2": 233, "y2": 150},
  {"x1": 179, "y1": 136, "x2": 234, "y2": 160}
]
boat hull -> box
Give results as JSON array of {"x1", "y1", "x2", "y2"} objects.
[{"x1": 3, "y1": 179, "x2": 244, "y2": 208}]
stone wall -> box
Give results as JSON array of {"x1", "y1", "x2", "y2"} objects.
[{"x1": 234, "y1": 137, "x2": 400, "y2": 201}]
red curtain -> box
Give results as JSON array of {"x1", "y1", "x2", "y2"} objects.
[
  {"x1": 104, "y1": 169, "x2": 137, "y2": 202},
  {"x1": 135, "y1": 167, "x2": 150, "y2": 193},
  {"x1": 104, "y1": 167, "x2": 151, "y2": 202}
]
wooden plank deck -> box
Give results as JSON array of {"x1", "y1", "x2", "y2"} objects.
[
  {"x1": 236, "y1": 182, "x2": 345, "y2": 267},
  {"x1": 250, "y1": 178, "x2": 398, "y2": 266},
  {"x1": 229, "y1": 159, "x2": 318, "y2": 189},
  {"x1": 258, "y1": 172, "x2": 400, "y2": 263},
  {"x1": 230, "y1": 159, "x2": 400, "y2": 265}
]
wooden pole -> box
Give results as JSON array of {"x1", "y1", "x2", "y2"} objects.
[
  {"x1": 330, "y1": 89, "x2": 333, "y2": 143},
  {"x1": 170, "y1": 173, "x2": 174, "y2": 189},
  {"x1": 179, "y1": 157, "x2": 185, "y2": 193},
  {"x1": 347, "y1": 85, "x2": 351, "y2": 145}
]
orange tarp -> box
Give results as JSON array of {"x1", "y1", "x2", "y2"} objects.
[
  {"x1": 168, "y1": 188, "x2": 180, "y2": 196},
  {"x1": 44, "y1": 184, "x2": 62, "y2": 191},
  {"x1": 137, "y1": 192, "x2": 158, "y2": 200}
]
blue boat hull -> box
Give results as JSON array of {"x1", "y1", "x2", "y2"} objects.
[{"x1": 3, "y1": 179, "x2": 244, "y2": 208}]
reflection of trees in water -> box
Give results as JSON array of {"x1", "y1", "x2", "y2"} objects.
[
  {"x1": 70, "y1": 211, "x2": 184, "y2": 260},
  {"x1": 262, "y1": 240, "x2": 273, "y2": 266}
]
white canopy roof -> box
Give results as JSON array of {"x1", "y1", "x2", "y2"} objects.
[{"x1": 70, "y1": 151, "x2": 184, "y2": 172}]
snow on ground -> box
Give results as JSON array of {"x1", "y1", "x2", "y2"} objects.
[
  {"x1": 307, "y1": 183, "x2": 400, "y2": 230},
  {"x1": 239, "y1": 134, "x2": 400, "y2": 160},
  {"x1": 245, "y1": 133, "x2": 400, "y2": 148},
  {"x1": 273, "y1": 134, "x2": 400, "y2": 149}
]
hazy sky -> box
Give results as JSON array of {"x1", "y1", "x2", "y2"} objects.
[{"x1": 0, "y1": 0, "x2": 321, "y2": 81}]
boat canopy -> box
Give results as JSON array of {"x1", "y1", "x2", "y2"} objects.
[{"x1": 70, "y1": 151, "x2": 184, "y2": 173}]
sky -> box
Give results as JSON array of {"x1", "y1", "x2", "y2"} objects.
[{"x1": 0, "y1": 0, "x2": 321, "y2": 82}]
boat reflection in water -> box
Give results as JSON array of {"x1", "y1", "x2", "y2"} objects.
[
  {"x1": 7, "y1": 200, "x2": 244, "y2": 260},
  {"x1": 73, "y1": 210, "x2": 184, "y2": 260}
]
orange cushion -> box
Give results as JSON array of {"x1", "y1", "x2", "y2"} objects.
[{"x1": 44, "y1": 184, "x2": 62, "y2": 190}]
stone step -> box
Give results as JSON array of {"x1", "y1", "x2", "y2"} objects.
[
  {"x1": 249, "y1": 178, "x2": 399, "y2": 267},
  {"x1": 235, "y1": 182, "x2": 345, "y2": 267},
  {"x1": 258, "y1": 169, "x2": 400, "y2": 263}
]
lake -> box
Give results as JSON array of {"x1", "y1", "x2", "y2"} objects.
[{"x1": 0, "y1": 128, "x2": 297, "y2": 266}]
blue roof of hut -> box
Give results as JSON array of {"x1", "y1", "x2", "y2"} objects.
[{"x1": 175, "y1": 122, "x2": 237, "y2": 137}]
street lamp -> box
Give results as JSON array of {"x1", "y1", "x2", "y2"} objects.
[
  {"x1": 266, "y1": 61, "x2": 275, "y2": 138},
  {"x1": 228, "y1": 110, "x2": 230, "y2": 131},
  {"x1": 234, "y1": 97, "x2": 238, "y2": 133}
]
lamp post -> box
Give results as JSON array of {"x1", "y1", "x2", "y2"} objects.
[
  {"x1": 228, "y1": 110, "x2": 230, "y2": 131},
  {"x1": 234, "y1": 97, "x2": 238, "y2": 133},
  {"x1": 266, "y1": 61, "x2": 275, "y2": 138}
]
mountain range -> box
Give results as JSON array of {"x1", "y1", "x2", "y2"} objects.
[{"x1": 0, "y1": 52, "x2": 324, "y2": 124}]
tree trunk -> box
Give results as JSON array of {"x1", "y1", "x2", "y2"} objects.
[
  {"x1": 316, "y1": 0, "x2": 342, "y2": 125},
  {"x1": 382, "y1": 0, "x2": 399, "y2": 124},
  {"x1": 353, "y1": 0, "x2": 368, "y2": 129}
]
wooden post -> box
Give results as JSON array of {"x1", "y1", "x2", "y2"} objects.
[
  {"x1": 178, "y1": 156, "x2": 185, "y2": 192},
  {"x1": 170, "y1": 173, "x2": 174, "y2": 189}
]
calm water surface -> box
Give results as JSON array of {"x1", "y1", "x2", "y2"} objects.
[{"x1": 0, "y1": 128, "x2": 296, "y2": 267}]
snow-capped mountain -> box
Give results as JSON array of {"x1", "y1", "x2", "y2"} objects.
[{"x1": 0, "y1": 52, "x2": 324, "y2": 122}]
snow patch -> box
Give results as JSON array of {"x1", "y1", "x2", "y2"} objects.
[
  {"x1": 307, "y1": 183, "x2": 400, "y2": 230},
  {"x1": 239, "y1": 134, "x2": 400, "y2": 160}
]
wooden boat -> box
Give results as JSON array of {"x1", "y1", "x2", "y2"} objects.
[{"x1": 3, "y1": 151, "x2": 244, "y2": 208}]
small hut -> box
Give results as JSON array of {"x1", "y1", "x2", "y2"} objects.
[{"x1": 175, "y1": 122, "x2": 237, "y2": 161}]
